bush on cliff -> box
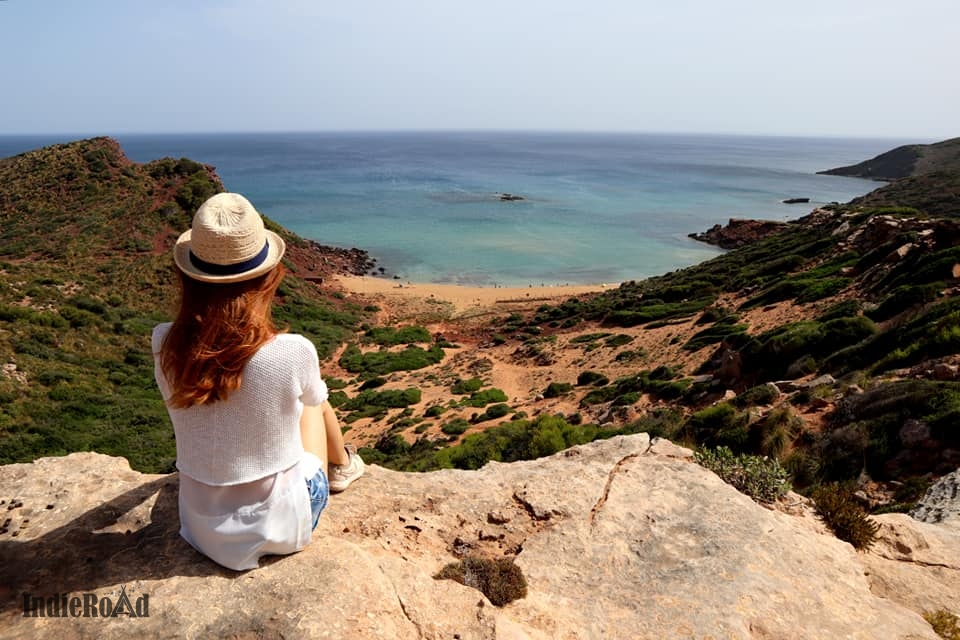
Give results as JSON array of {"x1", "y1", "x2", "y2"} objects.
[
  {"x1": 811, "y1": 484, "x2": 879, "y2": 551},
  {"x1": 694, "y1": 446, "x2": 791, "y2": 503}
]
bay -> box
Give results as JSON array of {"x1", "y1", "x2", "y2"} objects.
[{"x1": 1, "y1": 132, "x2": 905, "y2": 286}]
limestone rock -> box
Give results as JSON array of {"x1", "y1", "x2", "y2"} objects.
[
  {"x1": 1, "y1": 436, "x2": 956, "y2": 639},
  {"x1": 911, "y1": 469, "x2": 960, "y2": 524},
  {"x1": 860, "y1": 513, "x2": 960, "y2": 619}
]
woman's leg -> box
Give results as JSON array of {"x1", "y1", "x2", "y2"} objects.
[
  {"x1": 300, "y1": 404, "x2": 329, "y2": 469},
  {"x1": 322, "y1": 401, "x2": 350, "y2": 466},
  {"x1": 321, "y1": 400, "x2": 364, "y2": 492}
]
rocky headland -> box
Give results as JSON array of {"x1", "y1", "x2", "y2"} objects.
[
  {"x1": 818, "y1": 137, "x2": 960, "y2": 182},
  {"x1": 688, "y1": 217, "x2": 790, "y2": 249}
]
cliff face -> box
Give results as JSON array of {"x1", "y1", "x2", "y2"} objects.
[{"x1": 1, "y1": 436, "x2": 957, "y2": 639}]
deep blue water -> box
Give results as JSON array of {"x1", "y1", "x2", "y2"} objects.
[{"x1": 0, "y1": 132, "x2": 905, "y2": 286}]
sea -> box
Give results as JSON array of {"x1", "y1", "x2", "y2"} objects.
[{"x1": 0, "y1": 132, "x2": 909, "y2": 287}]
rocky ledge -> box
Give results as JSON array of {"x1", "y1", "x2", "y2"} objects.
[
  {"x1": 688, "y1": 218, "x2": 790, "y2": 249},
  {"x1": 1, "y1": 436, "x2": 958, "y2": 639}
]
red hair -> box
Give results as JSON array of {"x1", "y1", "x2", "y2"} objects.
[{"x1": 160, "y1": 265, "x2": 286, "y2": 408}]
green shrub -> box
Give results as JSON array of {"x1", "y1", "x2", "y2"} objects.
[
  {"x1": 684, "y1": 319, "x2": 748, "y2": 352},
  {"x1": 374, "y1": 433, "x2": 411, "y2": 455},
  {"x1": 359, "y1": 377, "x2": 387, "y2": 390},
  {"x1": 697, "y1": 305, "x2": 734, "y2": 324},
  {"x1": 604, "y1": 334, "x2": 634, "y2": 348},
  {"x1": 811, "y1": 484, "x2": 879, "y2": 551},
  {"x1": 338, "y1": 344, "x2": 444, "y2": 377},
  {"x1": 37, "y1": 370, "x2": 74, "y2": 386},
  {"x1": 686, "y1": 403, "x2": 750, "y2": 451},
  {"x1": 68, "y1": 295, "x2": 108, "y2": 315},
  {"x1": 434, "y1": 556, "x2": 527, "y2": 607},
  {"x1": 365, "y1": 325, "x2": 431, "y2": 345},
  {"x1": 474, "y1": 403, "x2": 511, "y2": 423},
  {"x1": 694, "y1": 446, "x2": 791, "y2": 503},
  {"x1": 734, "y1": 383, "x2": 780, "y2": 408},
  {"x1": 817, "y1": 299, "x2": 862, "y2": 322},
  {"x1": 340, "y1": 388, "x2": 421, "y2": 411},
  {"x1": 626, "y1": 407, "x2": 685, "y2": 441},
  {"x1": 543, "y1": 382, "x2": 573, "y2": 398},
  {"x1": 451, "y1": 377, "x2": 483, "y2": 394},
  {"x1": 797, "y1": 276, "x2": 849, "y2": 303},
  {"x1": 649, "y1": 364, "x2": 680, "y2": 380},
  {"x1": 577, "y1": 371, "x2": 609, "y2": 386},
  {"x1": 612, "y1": 391, "x2": 641, "y2": 406},
  {"x1": 175, "y1": 171, "x2": 218, "y2": 213},
  {"x1": 580, "y1": 386, "x2": 619, "y2": 406},
  {"x1": 464, "y1": 388, "x2": 508, "y2": 407},
  {"x1": 58, "y1": 305, "x2": 101, "y2": 328},
  {"x1": 868, "y1": 283, "x2": 942, "y2": 322},
  {"x1": 325, "y1": 377, "x2": 348, "y2": 390},
  {"x1": 441, "y1": 418, "x2": 471, "y2": 435},
  {"x1": 615, "y1": 348, "x2": 646, "y2": 362},
  {"x1": 425, "y1": 405, "x2": 447, "y2": 418}
]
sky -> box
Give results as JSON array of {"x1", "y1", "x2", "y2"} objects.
[{"x1": 0, "y1": 0, "x2": 956, "y2": 139}]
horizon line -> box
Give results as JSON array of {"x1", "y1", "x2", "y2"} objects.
[{"x1": 0, "y1": 128, "x2": 932, "y2": 143}]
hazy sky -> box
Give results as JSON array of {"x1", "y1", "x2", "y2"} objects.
[{"x1": 1, "y1": 0, "x2": 956, "y2": 138}]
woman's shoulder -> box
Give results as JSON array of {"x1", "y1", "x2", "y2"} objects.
[
  {"x1": 153, "y1": 322, "x2": 173, "y2": 335},
  {"x1": 151, "y1": 322, "x2": 173, "y2": 350},
  {"x1": 269, "y1": 333, "x2": 319, "y2": 356},
  {"x1": 258, "y1": 334, "x2": 320, "y2": 371}
]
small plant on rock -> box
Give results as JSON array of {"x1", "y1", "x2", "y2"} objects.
[
  {"x1": 924, "y1": 609, "x2": 960, "y2": 640},
  {"x1": 434, "y1": 556, "x2": 527, "y2": 607},
  {"x1": 695, "y1": 446, "x2": 791, "y2": 503},
  {"x1": 811, "y1": 484, "x2": 880, "y2": 551}
]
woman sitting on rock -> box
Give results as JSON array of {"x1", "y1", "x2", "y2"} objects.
[{"x1": 152, "y1": 192, "x2": 364, "y2": 571}]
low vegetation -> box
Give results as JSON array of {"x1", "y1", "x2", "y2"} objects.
[
  {"x1": 694, "y1": 446, "x2": 791, "y2": 503},
  {"x1": 810, "y1": 484, "x2": 880, "y2": 551},
  {"x1": 338, "y1": 344, "x2": 445, "y2": 378},
  {"x1": 924, "y1": 609, "x2": 960, "y2": 640},
  {"x1": 434, "y1": 556, "x2": 527, "y2": 607}
]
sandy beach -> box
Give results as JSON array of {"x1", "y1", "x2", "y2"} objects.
[{"x1": 334, "y1": 275, "x2": 614, "y2": 315}]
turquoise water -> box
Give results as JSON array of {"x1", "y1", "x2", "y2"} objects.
[{"x1": 0, "y1": 132, "x2": 903, "y2": 286}]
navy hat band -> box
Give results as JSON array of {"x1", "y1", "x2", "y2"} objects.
[{"x1": 189, "y1": 240, "x2": 271, "y2": 276}]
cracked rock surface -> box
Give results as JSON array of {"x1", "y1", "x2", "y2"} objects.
[
  {"x1": 1, "y1": 435, "x2": 957, "y2": 639},
  {"x1": 911, "y1": 469, "x2": 960, "y2": 524}
]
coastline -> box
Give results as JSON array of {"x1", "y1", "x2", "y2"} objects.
[{"x1": 334, "y1": 274, "x2": 614, "y2": 315}]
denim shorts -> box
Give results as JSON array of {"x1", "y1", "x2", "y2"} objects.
[{"x1": 306, "y1": 468, "x2": 329, "y2": 530}]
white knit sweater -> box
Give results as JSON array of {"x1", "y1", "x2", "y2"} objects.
[{"x1": 152, "y1": 324, "x2": 328, "y2": 485}]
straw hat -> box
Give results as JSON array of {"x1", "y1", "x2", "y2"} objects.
[{"x1": 173, "y1": 193, "x2": 285, "y2": 283}]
